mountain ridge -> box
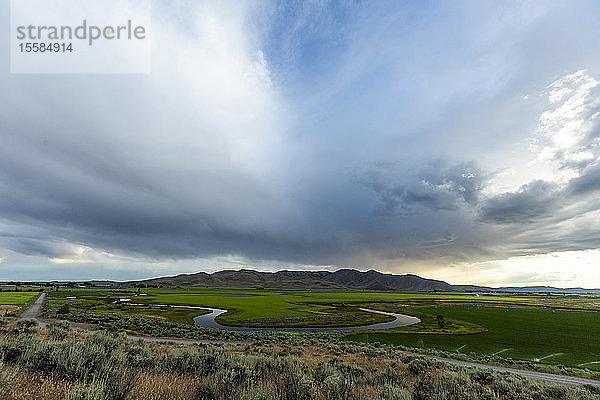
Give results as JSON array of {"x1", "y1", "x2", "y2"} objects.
[{"x1": 132, "y1": 268, "x2": 600, "y2": 293}]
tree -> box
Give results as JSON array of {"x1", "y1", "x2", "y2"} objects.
[
  {"x1": 58, "y1": 303, "x2": 70, "y2": 315},
  {"x1": 436, "y1": 314, "x2": 445, "y2": 329}
]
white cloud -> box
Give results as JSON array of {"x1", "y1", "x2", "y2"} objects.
[
  {"x1": 47, "y1": 245, "x2": 113, "y2": 264},
  {"x1": 531, "y1": 70, "x2": 600, "y2": 182},
  {"x1": 442, "y1": 249, "x2": 600, "y2": 288},
  {"x1": 486, "y1": 70, "x2": 600, "y2": 195}
]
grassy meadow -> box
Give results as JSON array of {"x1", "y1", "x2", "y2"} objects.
[
  {"x1": 347, "y1": 304, "x2": 600, "y2": 369},
  {"x1": 0, "y1": 290, "x2": 41, "y2": 317},
  {"x1": 0, "y1": 291, "x2": 39, "y2": 305},
  {"x1": 43, "y1": 287, "x2": 600, "y2": 370},
  {"x1": 46, "y1": 287, "x2": 536, "y2": 326}
]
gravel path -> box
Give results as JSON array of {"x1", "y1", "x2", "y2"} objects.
[
  {"x1": 17, "y1": 292, "x2": 46, "y2": 320},
  {"x1": 422, "y1": 355, "x2": 600, "y2": 387}
]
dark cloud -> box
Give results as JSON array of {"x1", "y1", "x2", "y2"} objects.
[
  {"x1": 566, "y1": 164, "x2": 600, "y2": 196},
  {"x1": 363, "y1": 161, "x2": 487, "y2": 216},
  {"x1": 479, "y1": 180, "x2": 561, "y2": 224},
  {"x1": 0, "y1": 1, "x2": 600, "y2": 282},
  {"x1": 0, "y1": 237, "x2": 66, "y2": 258}
]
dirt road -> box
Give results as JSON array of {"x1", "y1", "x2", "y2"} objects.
[
  {"x1": 423, "y1": 355, "x2": 600, "y2": 388},
  {"x1": 17, "y1": 292, "x2": 46, "y2": 320}
]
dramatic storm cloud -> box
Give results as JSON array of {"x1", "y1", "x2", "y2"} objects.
[{"x1": 1, "y1": 0, "x2": 600, "y2": 286}]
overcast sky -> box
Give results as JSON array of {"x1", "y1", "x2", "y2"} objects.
[{"x1": 1, "y1": 0, "x2": 600, "y2": 287}]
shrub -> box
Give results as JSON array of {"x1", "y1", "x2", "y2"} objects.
[
  {"x1": 376, "y1": 385, "x2": 411, "y2": 400},
  {"x1": 48, "y1": 320, "x2": 71, "y2": 340},
  {"x1": 48, "y1": 320, "x2": 71, "y2": 330},
  {"x1": 57, "y1": 338, "x2": 112, "y2": 379},
  {"x1": 194, "y1": 378, "x2": 217, "y2": 400},
  {"x1": 57, "y1": 303, "x2": 71, "y2": 315},
  {"x1": 376, "y1": 362, "x2": 409, "y2": 388},
  {"x1": 16, "y1": 318, "x2": 38, "y2": 334},
  {"x1": 583, "y1": 384, "x2": 600, "y2": 395},
  {"x1": 104, "y1": 368, "x2": 138, "y2": 400},
  {"x1": 120, "y1": 342, "x2": 156, "y2": 369},
  {"x1": 430, "y1": 370, "x2": 488, "y2": 400},
  {"x1": 274, "y1": 357, "x2": 314, "y2": 400},
  {"x1": 0, "y1": 338, "x2": 21, "y2": 363},
  {"x1": 412, "y1": 372, "x2": 433, "y2": 400},
  {"x1": 322, "y1": 372, "x2": 355, "y2": 400},
  {"x1": 239, "y1": 383, "x2": 279, "y2": 400},
  {"x1": 316, "y1": 360, "x2": 365, "y2": 400},
  {"x1": 163, "y1": 346, "x2": 223, "y2": 375},
  {"x1": 314, "y1": 362, "x2": 338, "y2": 383},
  {"x1": 18, "y1": 337, "x2": 57, "y2": 374},
  {"x1": 65, "y1": 377, "x2": 107, "y2": 400},
  {"x1": 407, "y1": 358, "x2": 429, "y2": 376},
  {"x1": 469, "y1": 369, "x2": 497, "y2": 386}
]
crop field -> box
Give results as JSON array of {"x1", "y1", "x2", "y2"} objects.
[
  {"x1": 44, "y1": 288, "x2": 600, "y2": 370},
  {"x1": 0, "y1": 291, "x2": 40, "y2": 316},
  {"x1": 347, "y1": 304, "x2": 600, "y2": 370},
  {"x1": 0, "y1": 291, "x2": 39, "y2": 305}
]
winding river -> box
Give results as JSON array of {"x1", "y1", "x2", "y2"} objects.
[
  {"x1": 119, "y1": 300, "x2": 421, "y2": 331},
  {"x1": 192, "y1": 307, "x2": 421, "y2": 331}
]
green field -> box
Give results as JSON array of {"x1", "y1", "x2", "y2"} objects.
[
  {"x1": 44, "y1": 287, "x2": 600, "y2": 370},
  {"x1": 47, "y1": 288, "x2": 397, "y2": 327},
  {"x1": 0, "y1": 291, "x2": 39, "y2": 305},
  {"x1": 0, "y1": 291, "x2": 40, "y2": 317},
  {"x1": 346, "y1": 304, "x2": 600, "y2": 369},
  {"x1": 46, "y1": 288, "x2": 533, "y2": 328}
]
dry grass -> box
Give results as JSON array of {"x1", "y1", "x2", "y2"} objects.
[
  {"x1": 38, "y1": 328, "x2": 91, "y2": 342},
  {"x1": 0, "y1": 305, "x2": 19, "y2": 315},
  {"x1": 128, "y1": 372, "x2": 200, "y2": 400},
  {"x1": 246, "y1": 343, "x2": 392, "y2": 371},
  {"x1": 4, "y1": 367, "x2": 72, "y2": 400},
  {"x1": 4, "y1": 369, "x2": 200, "y2": 400}
]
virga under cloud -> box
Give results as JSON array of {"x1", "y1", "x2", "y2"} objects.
[{"x1": 1, "y1": 0, "x2": 600, "y2": 286}]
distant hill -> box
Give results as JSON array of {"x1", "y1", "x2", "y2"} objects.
[
  {"x1": 131, "y1": 268, "x2": 600, "y2": 293},
  {"x1": 135, "y1": 269, "x2": 342, "y2": 289},
  {"x1": 280, "y1": 269, "x2": 456, "y2": 291},
  {"x1": 134, "y1": 268, "x2": 453, "y2": 290},
  {"x1": 492, "y1": 286, "x2": 600, "y2": 294}
]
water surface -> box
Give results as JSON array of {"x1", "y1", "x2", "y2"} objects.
[{"x1": 192, "y1": 307, "x2": 421, "y2": 331}]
